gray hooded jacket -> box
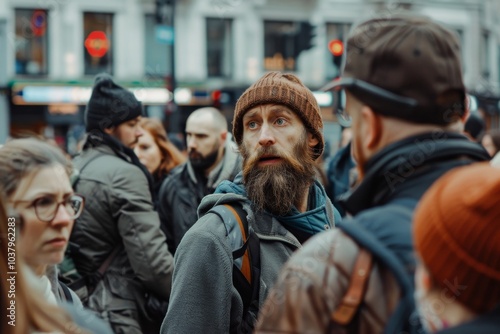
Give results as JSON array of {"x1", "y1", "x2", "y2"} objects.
[{"x1": 161, "y1": 175, "x2": 339, "y2": 333}]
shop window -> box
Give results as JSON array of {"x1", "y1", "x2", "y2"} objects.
[
  {"x1": 264, "y1": 21, "x2": 296, "y2": 72},
  {"x1": 84, "y1": 12, "x2": 113, "y2": 75},
  {"x1": 206, "y1": 18, "x2": 233, "y2": 78},
  {"x1": 15, "y1": 9, "x2": 49, "y2": 75}
]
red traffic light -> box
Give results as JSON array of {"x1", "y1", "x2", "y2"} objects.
[{"x1": 328, "y1": 39, "x2": 344, "y2": 56}]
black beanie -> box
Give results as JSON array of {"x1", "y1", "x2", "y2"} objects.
[{"x1": 85, "y1": 73, "x2": 143, "y2": 131}]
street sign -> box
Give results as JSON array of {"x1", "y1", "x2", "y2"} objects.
[
  {"x1": 84, "y1": 31, "x2": 109, "y2": 58},
  {"x1": 156, "y1": 25, "x2": 174, "y2": 45}
]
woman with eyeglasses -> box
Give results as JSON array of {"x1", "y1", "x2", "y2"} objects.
[
  {"x1": 0, "y1": 193, "x2": 113, "y2": 334},
  {"x1": 0, "y1": 137, "x2": 86, "y2": 307}
]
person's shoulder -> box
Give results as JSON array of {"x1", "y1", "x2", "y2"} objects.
[
  {"x1": 164, "y1": 163, "x2": 188, "y2": 184},
  {"x1": 176, "y1": 211, "x2": 234, "y2": 257},
  {"x1": 277, "y1": 228, "x2": 360, "y2": 294},
  {"x1": 353, "y1": 200, "x2": 415, "y2": 233},
  {"x1": 160, "y1": 163, "x2": 189, "y2": 195},
  {"x1": 60, "y1": 302, "x2": 114, "y2": 334}
]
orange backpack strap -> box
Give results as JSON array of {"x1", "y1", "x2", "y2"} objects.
[
  {"x1": 331, "y1": 248, "x2": 373, "y2": 325},
  {"x1": 223, "y1": 204, "x2": 252, "y2": 283}
]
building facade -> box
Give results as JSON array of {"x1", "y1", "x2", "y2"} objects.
[{"x1": 0, "y1": 0, "x2": 499, "y2": 154}]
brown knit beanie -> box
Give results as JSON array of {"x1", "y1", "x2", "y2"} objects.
[
  {"x1": 414, "y1": 163, "x2": 500, "y2": 314},
  {"x1": 233, "y1": 72, "x2": 324, "y2": 160}
]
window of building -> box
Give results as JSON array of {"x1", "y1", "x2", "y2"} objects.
[
  {"x1": 206, "y1": 18, "x2": 233, "y2": 78},
  {"x1": 15, "y1": 9, "x2": 49, "y2": 75},
  {"x1": 83, "y1": 12, "x2": 113, "y2": 75},
  {"x1": 264, "y1": 21, "x2": 297, "y2": 72},
  {"x1": 145, "y1": 14, "x2": 170, "y2": 76},
  {"x1": 325, "y1": 23, "x2": 351, "y2": 80}
]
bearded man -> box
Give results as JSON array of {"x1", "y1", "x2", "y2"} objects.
[
  {"x1": 160, "y1": 72, "x2": 341, "y2": 334},
  {"x1": 158, "y1": 107, "x2": 242, "y2": 254}
]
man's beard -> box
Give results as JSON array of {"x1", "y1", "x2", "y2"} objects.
[
  {"x1": 240, "y1": 133, "x2": 316, "y2": 216},
  {"x1": 189, "y1": 146, "x2": 220, "y2": 172}
]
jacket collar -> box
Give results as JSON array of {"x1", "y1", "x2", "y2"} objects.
[
  {"x1": 201, "y1": 175, "x2": 335, "y2": 240},
  {"x1": 342, "y1": 132, "x2": 489, "y2": 215}
]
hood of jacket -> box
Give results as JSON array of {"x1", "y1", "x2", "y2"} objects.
[
  {"x1": 187, "y1": 135, "x2": 242, "y2": 190},
  {"x1": 199, "y1": 172, "x2": 337, "y2": 237},
  {"x1": 342, "y1": 132, "x2": 490, "y2": 215}
]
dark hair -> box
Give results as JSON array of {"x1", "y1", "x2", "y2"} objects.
[
  {"x1": 139, "y1": 118, "x2": 186, "y2": 179},
  {"x1": 485, "y1": 130, "x2": 500, "y2": 155}
]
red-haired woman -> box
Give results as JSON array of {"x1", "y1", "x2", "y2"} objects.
[{"x1": 134, "y1": 117, "x2": 186, "y2": 204}]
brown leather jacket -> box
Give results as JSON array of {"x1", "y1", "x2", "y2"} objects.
[{"x1": 255, "y1": 228, "x2": 401, "y2": 334}]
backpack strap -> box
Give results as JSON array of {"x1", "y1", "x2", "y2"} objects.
[
  {"x1": 208, "y1": 204, "x2": 261, "y2": 333},
  {"x1": 331, "y1": 247, "x2": 373, "y2": 325},
  {"x1": 59, "y1": 281, "x2": 74, "y2": 304},
  {"x1": 337, "y1": 221, "x2": 415, "y2": 334}
]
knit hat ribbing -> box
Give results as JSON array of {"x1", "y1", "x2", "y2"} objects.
[
  {"x1": 233, "y1": 72, "x2": 324, "y2": 160},
  {"x1": 414, "y1": 163, "x2": 500, "y2": 314},
  {"x1": 85, "y1": 73, "x2": 143, "y2": 131}
]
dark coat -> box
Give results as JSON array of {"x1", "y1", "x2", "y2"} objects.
[
  {"x1": 327, "y1": 141, "x2": 356, "y2": 217},
  {"x1": 158, "y1": 140, "x2": 242, "y2": 254},
  {"x1": 71, "y1": 141, "x2": 174, "y2": 333}
]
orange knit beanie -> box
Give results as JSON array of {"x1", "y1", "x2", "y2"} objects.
[
  {"x1": 233, "y1": 72, "x2": 324, "y2": 160},
  {"x1": 414, "y1": 163, "x2": 500, "y2": 314}
]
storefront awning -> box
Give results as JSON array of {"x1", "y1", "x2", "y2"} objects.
[{"x1": 10, "y1": 80, "x2": 172, "y2": 106}]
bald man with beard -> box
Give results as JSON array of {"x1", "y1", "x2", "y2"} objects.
[{"x1": 158, "y1": 107, "x2": 242, "y2": 254}]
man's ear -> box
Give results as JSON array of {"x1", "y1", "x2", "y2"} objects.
[
  {"x1": 220, "y1": 131, "x2": 228, "y2": 144},
  {"x1": 103, "y1": 127, "x2": 114, "y2": 135},
  {"x1": 360, "y1": 106, "x2": 382, "y2": 150},
  {"x1": 307, "y1": 132, "x2": 319, "y2": 148},
  {"x1": 415, "y1": 263, "x2": 432, "y2": 293}
]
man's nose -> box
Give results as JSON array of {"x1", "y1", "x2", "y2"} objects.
[
  {"x1": 258, "y1": 124, "x2": 276, "y2": 146},
  {"x1": 187, "y1": 137, "x2": 197, "y2": 149}
]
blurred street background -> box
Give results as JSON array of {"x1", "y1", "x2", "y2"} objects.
[{"x1": 0, "y1": 0, "x2": 499, "y2": 159}]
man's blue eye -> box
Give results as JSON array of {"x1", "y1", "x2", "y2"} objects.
[{"x1": 276, "y1": 118, "x2": 285, "y2": 125}]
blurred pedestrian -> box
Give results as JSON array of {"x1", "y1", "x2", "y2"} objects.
[
  {"x1": 413, "y1": 163, "x2": 500, "y2": 333},
  {"x1": 327, "y1": 127, "x2": 357, "y2": 217},
  {"x1": 69, "y1": 73, "x2": 173, "y2": 333},
  {"x1": 134, "y1": 117, "x2": 185, "y2": 204},
  {"x1": 158, "y1": 107, "x2": 242, "y2": 254},
  {"x1": 464, "y1": 112, "x2": 485, "y2": 142},
  {"x1": 0, "y1": 138, "x2": 113, "y2": 334},
  {"x1": 481, "y1": 129, "x2": 500, "y2": 157},
  {"x1": 0, "y1": 138, "x2": 84, "y2": 306},
  {"x1": 256, "y1": 14, "x2": 490, "y2": 333},
  {"x1": 162, "y1": 72, "x2": 340, "y2": 334}
]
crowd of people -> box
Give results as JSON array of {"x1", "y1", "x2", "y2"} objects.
[{"x1": 1, "y1": 12, "x2": 499, "y2": 334}]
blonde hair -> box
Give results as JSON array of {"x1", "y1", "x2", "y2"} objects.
[{"x1": 0, "y1": 137, "x2": 72, "y2": 198}]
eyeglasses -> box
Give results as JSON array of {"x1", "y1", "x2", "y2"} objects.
[{"x1": 14, "y1": 194, "x2": 85, "y2": 223}]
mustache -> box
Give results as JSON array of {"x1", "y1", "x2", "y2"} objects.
[{"x1": 243, "y1": 146, "x2": 307, "y2": 175}]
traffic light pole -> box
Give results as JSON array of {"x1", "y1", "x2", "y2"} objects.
[{"x1": 169, "y1": 0, "x2": 176, "y2": 107}]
